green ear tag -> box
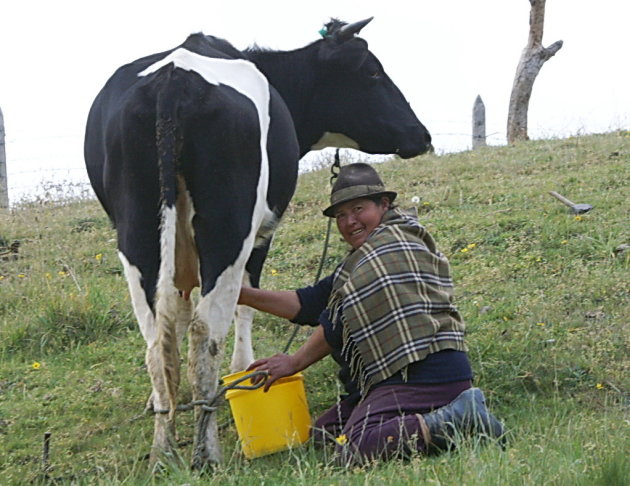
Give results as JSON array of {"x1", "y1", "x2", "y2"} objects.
[{"x1": 319, "y1": 27, "x2": 328, "y2": 38}]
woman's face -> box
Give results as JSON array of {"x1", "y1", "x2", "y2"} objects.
[{"x1": 334, "y1": 197, "x2": 390, "y2": 250}]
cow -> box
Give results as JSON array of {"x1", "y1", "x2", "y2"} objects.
[{"x1": 84, "y1": 17, "x2": 431, "y2": 469}]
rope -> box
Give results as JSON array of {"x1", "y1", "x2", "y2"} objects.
[
  {"x1": 282, "y1": 149, "x2": 342, "y2": 353},
  {"x1": 149, "y1": 370, "x2": 269, "y2": 416}
]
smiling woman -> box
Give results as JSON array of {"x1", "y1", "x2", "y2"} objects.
[{"x1": 240, "y1": 162, "x2": 505, "y2": 465}]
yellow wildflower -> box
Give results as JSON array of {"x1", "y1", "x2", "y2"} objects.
[
  {"x1": 95, "y1": 253, "x2": 103, "y2": 262},
  {"x1": 32, "y1": 362, "x2": 41, "y2": 370},
  {"x1": 335, "y1": 434, "x2": 348, "y2": 446},
  {"x1": 45, "y1": 273, "x2": 52, "y2": 279},
  {"x1": 561, "y1": 240, "x2": 568, "y2": 245},
  {"x1": 0, "y1": 275, "x2": 4, "y2": 281},
  {"x1": 460, "y1": 248, "x2": 469, "y2": 253},
  {"x1": 574, "y1": 215, "x2": 583, "y2": 222},
  {"x1": 18, "y1": 274, "x2": 26, "y2": 278},
  {"x1": 537, "y1": 322, "x2": 545, "y2": 327},
  {"x1": 58, "y1": 271, "x2": 67, "y2": 277},
  {"x1": 270, "y1": 268, "x2": 279, "y2": 276},
  {"x1": 423, "y1": 201, "x2": 431, "y2": 206},
  {"x1": 596, "y1": 383, "x2": 604, "y2": 390},
  {"x1": 467, "y1": 243, "x2": 477, "y2": 249}
]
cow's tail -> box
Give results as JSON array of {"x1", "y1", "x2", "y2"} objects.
[{"x1": 155, "y1": 66, "x2": 181, "y2": 420}]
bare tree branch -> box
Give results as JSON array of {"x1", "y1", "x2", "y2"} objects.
[{"x1": 507, "y1": 0, "x2": 563, "y2": 143}]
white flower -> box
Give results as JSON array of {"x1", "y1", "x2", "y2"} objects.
[{"x1": 411, "y1": 196, "x2": 420, "y2": 204}]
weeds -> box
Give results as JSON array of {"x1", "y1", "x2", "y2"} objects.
[{"x1": 0, "y1": 132, "x2": 628, "y2": 484}]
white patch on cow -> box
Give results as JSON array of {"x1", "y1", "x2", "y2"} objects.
[
  {"x1": 311, "y1": 132, "x2": 360, "y2": 151},
  {"x1": 157, "y1": 204, "x2": 178, "y2": 303},
  {"x1": 118, "y1": 252, "x2": 156, "y2": 345},
  {"x1": 139, "y1": 49, "x2": 270, "y2": 208}
]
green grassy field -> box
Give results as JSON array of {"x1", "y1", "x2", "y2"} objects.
[{"x1": 1, "y1": 132, "x2": 628, "y2": 485}]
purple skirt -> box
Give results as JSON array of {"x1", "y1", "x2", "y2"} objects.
[{"x1": 313, "y1": 380, "x2": 472, "y2": 462}]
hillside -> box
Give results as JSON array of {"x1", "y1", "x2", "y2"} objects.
[{"x1": 1, "y1": 132, "x2": 628, "y2": 485}]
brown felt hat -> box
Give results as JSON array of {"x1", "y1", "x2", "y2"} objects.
[{"x1": 323, "y1": 163, "x2": 397, "y2": 217}]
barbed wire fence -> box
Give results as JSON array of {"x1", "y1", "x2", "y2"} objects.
[{"x1": 1, "y1": 97, "x2": 506, "y2": 208}]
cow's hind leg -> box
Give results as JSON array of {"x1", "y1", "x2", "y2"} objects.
[
  {"x1": 189, "y1": 274, "x2": 241, "y2": 468},
  {"x1": 119, "y1": 252, "x2": 182, "y2": 467}
]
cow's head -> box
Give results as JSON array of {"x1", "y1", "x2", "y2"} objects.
[{"x1": 309, "y1": 18, "x2": 432, "y2": 158}]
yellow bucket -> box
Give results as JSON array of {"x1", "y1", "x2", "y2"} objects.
[{"x1": 222, "y1": 370, "x2": 312, "y2": 459}]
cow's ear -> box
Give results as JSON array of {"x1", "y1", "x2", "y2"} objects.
[{"x1": 318, "y1": 38, "x2": 369, "y2": 71}]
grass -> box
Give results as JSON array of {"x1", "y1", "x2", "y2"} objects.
[{"x1": 1, "y1": 131, "x2": 629, "y2": 485}]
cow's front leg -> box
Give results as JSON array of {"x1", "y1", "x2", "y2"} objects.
[{"x1": 230, "y1": 304, "x2": 255, "y2": 372}]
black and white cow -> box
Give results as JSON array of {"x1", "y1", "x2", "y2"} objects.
[{"x1": 84, "y1": 17, "x2": 431, "y2": 468}]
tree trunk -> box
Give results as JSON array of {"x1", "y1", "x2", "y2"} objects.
[{"x1": 507, "y1": 0, "x2": 563, "y2": 144}]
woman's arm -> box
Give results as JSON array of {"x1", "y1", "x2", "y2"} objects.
[
  {"x1": 247, "y1": 325, "x2": 332, "y2": 391},
  {"x1": 238, "y1": 286, "x2": 301, "y2": 320}
]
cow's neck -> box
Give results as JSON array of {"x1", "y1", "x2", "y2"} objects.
[{"x1": 245, "y1": 46, "x2": 324, "y2": 158}]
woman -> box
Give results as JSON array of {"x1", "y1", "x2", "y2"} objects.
[{"x1": 239, "y1": 163, "x2": 504, "y2": 464}]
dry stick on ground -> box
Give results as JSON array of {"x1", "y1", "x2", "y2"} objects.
[{"x1": 507, "y1": 0, "x2": 563, "y2": 143}]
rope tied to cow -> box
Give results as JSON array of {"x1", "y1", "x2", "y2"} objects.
[
  {"x1": 139, "y1": 370, "x2": 269, "y2": 418},
  {"x1": 282, "y1": 149, "x2": 341, "y2": 354}
]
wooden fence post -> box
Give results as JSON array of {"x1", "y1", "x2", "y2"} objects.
[
  {"x1": 472, "y1": 95, "x2": 487, "y2": 149},
  {"x1": 0, "y1": 106, "x2": 8, "y2": 208}
]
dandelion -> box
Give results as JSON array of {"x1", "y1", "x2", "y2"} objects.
[
  {"x1": 0, "y1": 275, "x2": 4, "y2": 281},
  {"x1": 32, "y1": 362, "x2": 41, "y2": 370},
  {"x1": 467, "y1": 243, "x2": 477, "y2": 249},
  {"x1": 574, "y1": 215, "x2": 583, "y2": 222},
  {"x1": 45, "y1": 273, "x2": 52, "y2": 279},
  {"x1": 596, "y1": 383, "x2": 604, "y2": 390},
  {"x1": 536, "y1": 322, "x2": 545, "y2": 327},
  {"x1": 270, "y1": 269, "x2": 279, "y2": 276},
  {"x1": 58, "y1": 271, "x2": 67, "y2": 277},
  {"x1": 18, "y1": 274, "x2": 26, "y2": 278},
  {"x1": 423, "y1": 201, "x2": 431, "y2": 206},
  {"x1": 411, "y1": 196, "x2": 420, "y2": 204},
  {"x1": 335, "y1": 434, "x2": 348, "y2": 446},
  {"x1": 561, "y1": 240, "x2": 568, "y2": 245},
  {"x1": 95, "y1": 253, "x2": 103, "y2": 262},
  {"x1": 460, "y1": 248, "x2": 469, "y2": 253}
]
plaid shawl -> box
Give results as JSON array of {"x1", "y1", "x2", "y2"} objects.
[{"x1": 327, "y1": 208, "x2": 467, "y2": 395}]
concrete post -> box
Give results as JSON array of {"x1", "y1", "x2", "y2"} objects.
[{"x1": 472, "y1": 95, "x2": 487, "y2": 149}]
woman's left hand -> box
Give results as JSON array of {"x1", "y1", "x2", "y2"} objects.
[{"x1": 247, "y1": 353, "x2": 299, "y2": 391}]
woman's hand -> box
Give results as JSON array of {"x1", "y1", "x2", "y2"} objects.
[
  {"x1": 246, "y1": 325, "x2": 332, "y2": 392},
  {"x1": 247, "y1": 353, "x2": 299, "y2": 391}
]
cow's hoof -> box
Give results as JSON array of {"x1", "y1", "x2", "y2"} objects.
[
  {"x1": 191, "y1": 453, "x2": 221, "y2": 471},
  {"x1": 149, "y1": 447, "x2": 183, "y2": 474}
]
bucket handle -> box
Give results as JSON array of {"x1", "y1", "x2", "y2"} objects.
[
  {"x1": 220, "y1": 370, "x2": 269, "y2": 392},
  {"x1": 149, "y1": 370, "x2": 270, "y2": 416}
]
